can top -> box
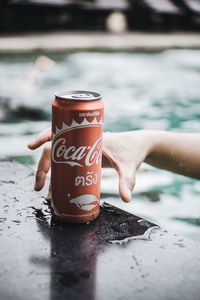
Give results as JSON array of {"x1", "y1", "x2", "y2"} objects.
[{"x1": 55, "y1": 90, "x2": 102, "y2": 101}]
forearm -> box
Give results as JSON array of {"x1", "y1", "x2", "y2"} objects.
[{"x1": 144, "y1": 131, "x2": 200, "y2": 179}]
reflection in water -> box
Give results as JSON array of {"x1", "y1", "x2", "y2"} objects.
[
  {"x1": 50, "y1": 219, "x2": 98, "y2": 300},
  {"x1": 34, "y1": 203, "x2": 98, "y2": 300},
  {"x1": 33, "y1": 202, "x2": 157, "y2": 300}
]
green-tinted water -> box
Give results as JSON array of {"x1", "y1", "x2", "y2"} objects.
[{"x1": 0, "y1": 50, "x2": 200, "y2": 242}]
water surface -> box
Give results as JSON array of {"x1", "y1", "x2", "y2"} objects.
[{"x1": 0, "y1": 49, "x2": 200, "y2": 242}]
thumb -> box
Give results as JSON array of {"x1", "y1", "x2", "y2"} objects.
[{"x1": 118, "y1": 165, "x2": 136, "y2": 203}]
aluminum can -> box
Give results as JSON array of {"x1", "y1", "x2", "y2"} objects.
[{"x1": 51, "y1": 90, "x2": 104, "y2": 223}]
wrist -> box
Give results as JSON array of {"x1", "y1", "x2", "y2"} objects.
[
  {"x1": 127, "y1": 130, "x2": 159, "y2": 164},
  {"x1": 143, "y1": 130, "x2": 168, "y2": 163}
]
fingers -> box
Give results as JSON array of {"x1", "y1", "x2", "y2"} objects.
[
  {"x1": 103, "y1": 142, "x2": 136, "y2": 202},
  {"x1": 28, "y1": 127, "x2": 51, "y2": 150},
  {"x1": 35, "y1": 146, "x2": 51, "y2": 191},
  {"x1": 118, "y1": 165, "x2": 136, "y2": 203},
  {"x1": 103, "y1": 133, "x2": 136, "y2": 202},
  {"x1": 27, "y1": 128, "x2": 52, "y2": 193}
]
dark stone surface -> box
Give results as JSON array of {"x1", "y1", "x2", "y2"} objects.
[{"x1": 0, "y1": 161, "x2": 200, "y2": 300}]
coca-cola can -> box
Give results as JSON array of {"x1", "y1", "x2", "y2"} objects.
[{"x1": 51, "y1": 90, "x2": 104, "y2": 223}]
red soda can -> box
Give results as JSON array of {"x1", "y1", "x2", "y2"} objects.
[{"x1": 51, "y1": 90, "x2": 104, "y2": 223}]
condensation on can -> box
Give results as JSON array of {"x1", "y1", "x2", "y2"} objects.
[{"x1": 51, "y1": 90, "x2": 104, "y2": 223}]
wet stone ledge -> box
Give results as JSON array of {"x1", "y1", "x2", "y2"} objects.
[{"x1": 0, "y1": 161, "x2": 200, "y2": 300}]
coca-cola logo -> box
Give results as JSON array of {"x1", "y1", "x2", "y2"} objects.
[{"x1": 52, "y1": 136, "x2": 103, "y2": 167}]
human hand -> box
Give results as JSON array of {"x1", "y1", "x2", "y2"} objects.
[{"x1": 28, "y1": 130, "x2": 151, "y2": 203}]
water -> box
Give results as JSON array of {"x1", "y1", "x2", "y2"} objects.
[
  {"x1": 109, "y1": 226, "x2": 159, "y2": 245},
  {"x1": 0, "y1": 49, "x2": 200, "y2": 242}
]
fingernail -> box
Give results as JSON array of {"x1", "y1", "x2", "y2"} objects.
[
  {"x1": 34, "y1": 180, "x2": 39, "y2": 191},
  {"x1": 126, "y1": 189, "x2": 132, "y2": 202},
  {"x1": 27, "y1": 142, "x2": 34, "y2": 149},
  {"x1": 46, "y1": 192, "x2": 51, "y2": 201}
]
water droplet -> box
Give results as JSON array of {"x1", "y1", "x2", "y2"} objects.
[
  {"x1": 119, "y1": 222, "x2": 126, "y2": 227},
  {"x1": 137, "y1": 219, "x2": 152, "y2": 228},
  {"x1": 178, "y1": 239, "x2": 184, "y2": 242},
  {"x1": 12, "y1": 220, "x2": 21, "y2": 224},
  {"x1": 141, "y1": 273, "x2": 149, "y2": 278},
  {"x1": 174, "y1": 242, "x2": 186, "y2": 248},
  {"x1": 0, "y1": 218, "x2": 7, "y2": 222},
  {"x1": 14, "y1": 197, "x2": 19, "y2": 202}
]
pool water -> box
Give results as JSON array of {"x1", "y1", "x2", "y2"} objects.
[{"x1": 0, "y1": 49, "x2": 200, "y2": 242}]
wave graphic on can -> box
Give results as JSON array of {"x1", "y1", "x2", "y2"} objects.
[{"x1": 69, "y1": 194, "x2": 99, "y2": 212}]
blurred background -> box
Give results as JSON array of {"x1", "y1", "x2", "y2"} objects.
[
  {"x1": 0, "y1": 0, "x2": 200, "y2": 242},
  {"x1": 1, "y1": 0, "x2": 200, "y2": 32}
]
